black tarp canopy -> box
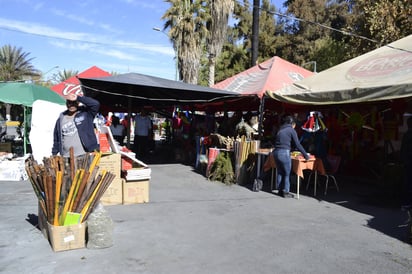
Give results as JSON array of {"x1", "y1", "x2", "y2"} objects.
[{"x1": 78, "y1": 72, "x2": 257, "y2": 112}]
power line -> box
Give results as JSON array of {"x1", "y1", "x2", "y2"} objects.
[{"x1": 241, "y1": 0, "x2": 412, "y2": 53}]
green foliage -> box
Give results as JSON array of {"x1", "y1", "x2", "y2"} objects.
[
  {"x1": 0, "y1": 44, "x2": 40, "y2": 81},
  {"x1": 51, "y1": 69, "x2": 79, "y2": 83},
  {"x1": 208, "y1": 151, "x2": 235, "y2": 185}
]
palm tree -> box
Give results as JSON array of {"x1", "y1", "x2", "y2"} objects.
[
  {"x1": 0, "y1": 44, "x2": 40, "y2": 81},
  {"x1": 207, "y1": 0, "x2": 234, "y2": 86},
  {"x1": 52, "y1": 69, "x2": 79, "y2": 83},
  {"x1": 0, "y1": 44, "x2": 40, "y2": 120},
  {"x1": 162, "y1": 0, "x2": 209, "y2": 84}
]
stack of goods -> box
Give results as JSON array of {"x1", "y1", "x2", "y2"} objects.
[
  {"x1": 234, "y1": 136, "x2": 260, "y2": 185},
  {"x1": 25, "y1": 149, "x2": 116, "y2": 251}
]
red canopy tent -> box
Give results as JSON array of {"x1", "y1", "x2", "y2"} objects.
[
  {"x1": 212, "y1": 56, "x2": 315, "y2": 138},
  {"x1": 51, "y1": 66, "x2": 111, "y2": 97},
  {"x1": 213, "y1": 56, "x2": 314, "y2": 98}
]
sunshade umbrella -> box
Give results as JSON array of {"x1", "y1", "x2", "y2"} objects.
[
  {"x1": 0, "y1": 82, "x2": 65, "y2": 107},
  {"x1": 0, "y1": 82, "x2": 65, "y2": 154},
  {"x1": 266, "y1": 34, "x2": 412, "y2": 105}
]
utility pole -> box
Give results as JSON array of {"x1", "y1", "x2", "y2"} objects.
[{"x1": 251, "y1": 0, "x2": 260, "y2": 67}]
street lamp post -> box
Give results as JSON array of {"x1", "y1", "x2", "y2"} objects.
[
  {"x1": 153, "y1": 27, "x2": 178, "y2": 81},
  {"x1": 40, "y1": 65, "x2": 59, "y2": 83}
]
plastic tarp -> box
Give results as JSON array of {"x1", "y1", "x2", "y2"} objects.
[
  {"x1": 78, "y1": 72, "x2": 247, "y2": 111},
  {"x1": 266, "y1": 34, "x2": 412, "y2": 105},
  {"x1": 29, "y1": 100, "x2": 65, "y2": 163}
]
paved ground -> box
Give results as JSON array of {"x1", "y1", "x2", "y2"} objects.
[{"x1": 1, "y1": 157, "x2": 412, "y2": 274}]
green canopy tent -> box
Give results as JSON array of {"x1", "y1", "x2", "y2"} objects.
[{"x1": 0, "y1": 82, "x2": 65, "y2": 154}]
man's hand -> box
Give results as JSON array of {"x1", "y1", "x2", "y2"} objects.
[{"x1": 65, "y1": 93, "x2": 78, "y2": 101}]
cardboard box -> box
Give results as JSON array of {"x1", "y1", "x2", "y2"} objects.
[
  {"x1": 122, "y1": 179, "x2": 149, "y2": 204},
  {"x1": 0, "y1": 142, "x2": 12, "y2": 152},
  {"x1": 99, "y1": 153, "x2": 121, "y2": 179},
  {"x1": 100, "y1": 178, "x2": 124, "y2": 205},
  {"x1": 47, "y1": 222, "x2": 86, "y2": 252}
]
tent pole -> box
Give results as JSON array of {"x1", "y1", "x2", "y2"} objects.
[
  {"x1": 257, "y1": 96, "x2": 266, "y2": 142},
  {"x1": 23, "y1": 106, "x2": 27, "y2": 155},
  {"x1": 127, "y1": 97, "x2": 132, "y2": 149}
]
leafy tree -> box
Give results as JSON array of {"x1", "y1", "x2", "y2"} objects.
[
  {"x1": 209, "y1": 0, "x2": 280, "y2": 83},
  {"x1": 346, "y1": 0, "x2": 412, "y2": 57},
  {"x1": 278, "y1": 0, "x2": 351, "y2": 70}
]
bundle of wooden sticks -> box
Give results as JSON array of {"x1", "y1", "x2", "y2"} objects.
[{"x1": 25, "y1": 148, "x2": 115, "y2": 226}]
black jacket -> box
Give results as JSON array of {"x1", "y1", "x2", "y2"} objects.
[{"x1": 275, "y1": 124, "x2": 309, "y2": 160}]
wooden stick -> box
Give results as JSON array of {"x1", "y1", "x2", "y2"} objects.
[
  {"x1": 53, "y1": 171, "x2": 62, "y2": 226},
  {"x1": 83, "y1": 172, "x2": 115, "y2": 221},
  {"x1": 76, "y1": 166, "x2": 100, "y2": 213},
  {"x1": 80, "y1": 170, "x2": 107, "y2": 223},
  {"x1": 71, "y1": 170, "x2": 90, "y2": 213},
  {"x1": 70, "y1": 147, "x2": 75, "y2": 181},
  {"x1": 46, "y1": 175, "x2": 54, "y2": 223},
  {"x1": 60, "y1": 169, "x2": 81, "y2": 225}
]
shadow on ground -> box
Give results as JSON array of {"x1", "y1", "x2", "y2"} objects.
[{"x1": 140, "y1": 141, "x2": 411, "y2": 245}]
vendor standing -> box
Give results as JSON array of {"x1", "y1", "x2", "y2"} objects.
[
  {"x1": 273, "y1": 114, "x2": 310, "y2": 198},
  {"x1": 52, "y1": 93, "x2": 100, "y2": 157},
  {"x1": 133, "y1": 109, "x2": 152, "y2": 159}
]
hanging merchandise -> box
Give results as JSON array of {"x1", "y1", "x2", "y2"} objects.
[{"x1": 302, "y1": 111, "x2": 327, "y2": 132}]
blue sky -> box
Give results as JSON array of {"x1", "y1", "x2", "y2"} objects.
[{"x1": 0, "y1": 0, "x2": 284, "y2": 81}]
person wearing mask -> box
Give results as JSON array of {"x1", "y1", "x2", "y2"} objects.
[
  {"x1": 273, "y1": 114, "x2": 310, "y2": 198},
  {"x1": 52, "y1": 93, "x2": 100, "y2": 157},
  {"x1": 134, "y1": 109, "x2": 152, "y2": 159}
]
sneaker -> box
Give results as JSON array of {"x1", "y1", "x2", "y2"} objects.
[
  {"x1": 282, "y1": 192, "x2": 294, "y2": 198},
  {"x1": 277, "y1": 190, "x2": 284, "y2": 196}
]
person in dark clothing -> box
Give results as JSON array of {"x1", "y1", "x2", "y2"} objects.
[
  {"x1": 52, "y1": 93, "x2": 100, "y2": 157},
  {"x1": 401, "y1": 116, "x2": 412, "y2": 206},
  {"x1": 273, "y1": 114, "x2": 310, "y2": 198}
]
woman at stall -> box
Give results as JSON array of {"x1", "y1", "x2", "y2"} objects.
[{"x1": 273, "y1": 114, "x2": 310, "y2": 198}]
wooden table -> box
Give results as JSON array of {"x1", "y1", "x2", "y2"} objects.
[{"x1": 263, "y1": 153, "x2": 325, "y2": 199}]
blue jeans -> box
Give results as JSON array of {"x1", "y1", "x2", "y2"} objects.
[{"x1": 273, "y1": 149, "x2": 291, "y2": 193}]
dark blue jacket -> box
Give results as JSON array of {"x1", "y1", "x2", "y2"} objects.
[
  {"x1": 52, "y1": 96, "x2": 100, "y2": 155},
  {"x1": 274, "y1": 124, "x2": 309, "y2": 160}
]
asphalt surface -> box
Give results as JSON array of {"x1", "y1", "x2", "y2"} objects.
[{"x1": 1, "y1": 161, "x2": 412, "y2": 274}]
